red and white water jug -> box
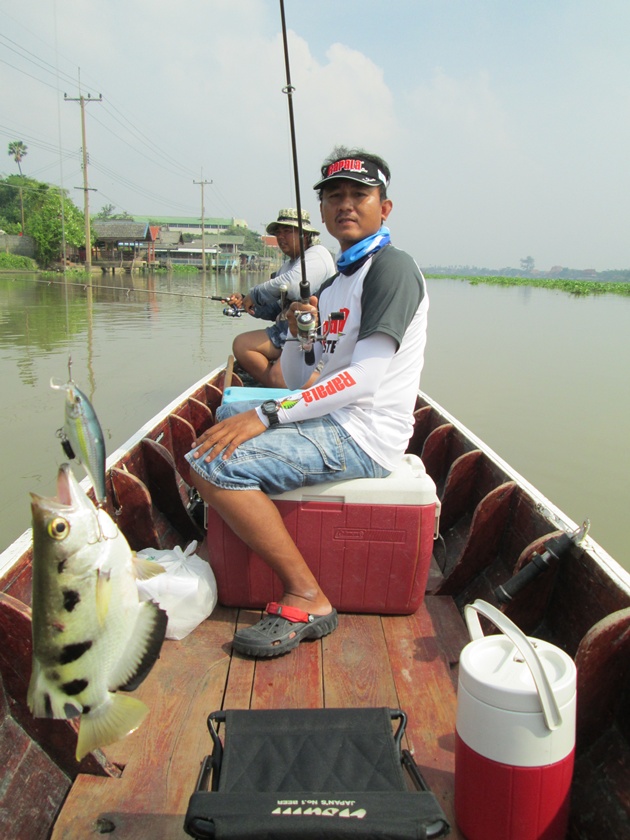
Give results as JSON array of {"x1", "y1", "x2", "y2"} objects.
[{"x1": 455, "y1": 600, "x2": 576, "y2": 840}]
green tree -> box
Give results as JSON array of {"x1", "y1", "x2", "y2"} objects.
[
  {"x1": 6, "y1": 144, "x2": 28, "y2": 231},
  {"x1": 17, "y1": 181, "x2": 86, "y2": 267},
  {"x1": 95, "y1": 204, "x2": 133, "y2": 220},
  {"x1": 1, "y1": 176, "x2": 87, "y2": 265},
  {"x1": 225, "y1": 224, "x2": 264, "y2": 254},
  {"x1": 0, "y1": 174, "x2": 32, "y2": 233},
  {"x1": 96, "y1": 203, "x2": 115, "y2": 219},
  {"x1": 8, "y1": 140, "x2": 28, "y2": 175}
]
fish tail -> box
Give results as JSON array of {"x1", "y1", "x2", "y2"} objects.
[
  {"x1": 28, "y1": 658, "x2": 82, "y2": 720},
  {"x1": 76, "y1": 693, "x2": 149, "y2": 760}
]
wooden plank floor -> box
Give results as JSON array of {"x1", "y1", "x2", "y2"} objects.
[{"x1": 53, "y1": 596, "x2": 468, "y2": 839}]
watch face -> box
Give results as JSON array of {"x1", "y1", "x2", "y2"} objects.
[{"x1": 261, "y1": 400, "x2": 279, "y2": 425}]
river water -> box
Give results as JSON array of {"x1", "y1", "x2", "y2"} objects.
[{"x1": 1, "y1": 271, "x2": 628, "y2": 571}]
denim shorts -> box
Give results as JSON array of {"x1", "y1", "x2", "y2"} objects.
[
  {"x1": 185, "y1": 399, "x2": 390, "y2": 493},
  {"x1": 265, "y1": 319, "x2": 289, "y2": 349}
]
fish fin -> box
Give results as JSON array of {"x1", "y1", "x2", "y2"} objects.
[
  {"x1": 28, "y1": 658, "x2": 83, "y2": 720},
  {"x1": 95, "y1": 568, "x2": 112, "y2": 625},
  {"x1": 132, "y1": 553, "x2": 166, "y2": 581},
  {"x1": 108, "y1": 600, "x2": 168, "y2": 693},
  {"x1": 76, "y1": 693, "x2": 148, "y2": 760}
]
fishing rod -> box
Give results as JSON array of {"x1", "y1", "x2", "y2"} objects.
[
  {"x1": 279, "y1": 0, "x2": 322, "y2": 366},
  {"x1": 279, "y1": 0, "x2": 308, "y2": 288},
  {"x1": 9, "y1": 274, "x2": 248, "y2": 305},
  {"x1": 210, "y1": 295, "x2": 244, "y2": 317}
]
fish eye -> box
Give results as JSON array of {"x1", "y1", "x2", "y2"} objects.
[{"x1": 48, "y1": 517, "x2": 70, "y2": 541}]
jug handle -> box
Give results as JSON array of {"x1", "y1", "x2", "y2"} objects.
[{"x1": 465, "y1": 599, "x2": 563, "y2": 731}]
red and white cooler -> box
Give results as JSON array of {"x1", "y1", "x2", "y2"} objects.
[
  {"x1": 205, "y1": 453, "x2": 439, "y2": 615},
  {"x1": 455, "y1": 600, "x2": 576, "y2": 840}
]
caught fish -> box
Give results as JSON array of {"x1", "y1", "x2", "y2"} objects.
[
  {"x1": 28, "y1": 463, "x2": 167, "y2": 761},
  {"x1": 52, "y1": 363, "x2": 107, "y2": 504}
]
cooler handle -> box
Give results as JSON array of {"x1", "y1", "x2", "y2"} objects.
[{"x1": 464, "y1": 599, "x2": 562, "y2": 732}]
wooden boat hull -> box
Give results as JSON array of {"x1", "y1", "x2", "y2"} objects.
[{"x1": 1, "y1": 363, "x2": 629, "y2": 839}]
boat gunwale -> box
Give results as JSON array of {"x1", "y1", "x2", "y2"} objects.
[
  {"x1": 2, "y1": 369, "x2": 629, "y2": 601},
  {"x1": 417, "y1": 389, "x2": 630, "y2": 596}
]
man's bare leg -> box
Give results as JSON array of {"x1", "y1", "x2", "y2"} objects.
[
  {"x1": 232, "y1": 331, "x2": 286, "y2": 387},
  {"x1": 191, "y1": 472, "x2": 332, "y2": 616}
]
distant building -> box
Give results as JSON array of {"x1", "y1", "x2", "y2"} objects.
[
  {"x1": 90, "y1": 216, "x2": 280, "y2": 271},
  {"x1": 92, "y1": 220, "x2": 155, "y2": 265},
  {"x1": 132, "y1": 215, "x2": 246, "y2": 237},
  {"x1": 153, "y1": 234, "x2": 245, "y2": 270}
]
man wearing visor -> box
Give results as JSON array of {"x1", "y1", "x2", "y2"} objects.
[{"x1": 187, "y1": 146, "x2": 429, "y2": 658}]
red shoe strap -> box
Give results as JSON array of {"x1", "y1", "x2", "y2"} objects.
[{"x1": 266, "y1": 602, "x2": 311, "y2": 624}]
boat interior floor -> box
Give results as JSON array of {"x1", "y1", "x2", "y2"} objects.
[{"x1": 52, "y1": 595, "x2": 468, "y2": 839}]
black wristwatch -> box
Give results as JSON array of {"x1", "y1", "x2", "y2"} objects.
[{"x1": 260, "y1": 399, "x2": 280, "y2": 428}]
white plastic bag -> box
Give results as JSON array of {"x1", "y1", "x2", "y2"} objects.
[{"x1": 135, "y1": 541, "x2": 217, "y2": 640}]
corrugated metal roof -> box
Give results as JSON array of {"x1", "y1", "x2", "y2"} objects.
[{"x1": 92, "y1": 220, "x2": 152, "y2": 241}]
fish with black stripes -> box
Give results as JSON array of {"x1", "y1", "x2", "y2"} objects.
[{"x1": 27, "y1": 463, "x2": 167, "y2": 760}]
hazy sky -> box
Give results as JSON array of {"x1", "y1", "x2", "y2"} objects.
[{"x1": 2, "y1": 0, "x2": 628, "y2": 271}]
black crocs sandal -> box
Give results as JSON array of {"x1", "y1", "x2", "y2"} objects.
[{"x1": 232, "y1": 601, "x2": 338, "y2": 658}]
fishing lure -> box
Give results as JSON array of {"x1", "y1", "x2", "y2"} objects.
[{"x1": 52, "y1": 358, "x2": 107, "y2": 504}]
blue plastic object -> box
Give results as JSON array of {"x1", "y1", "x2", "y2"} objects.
[{"x1": 222, "y1": 387, "x2": 292, "y2": 404}]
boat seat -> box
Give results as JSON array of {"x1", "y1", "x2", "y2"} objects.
[
  {"x1": 141, "y1": 438, "x2": 204, "y2": 543},
  {"x1": 184, "y1": 707, "x2": 450, "y2": 839},
  {"x1": 435, "y1": 480, "x2": 518, "y2": 596},
  {"x1": 438, "y1": 449, "x2": 484, "y2": 532},
  {"x1": 574, "y1": 606, "x2": 630, "y2": 749},
  {"x1": 420, "y1": 423, "x2": 469, "y2": 497}
]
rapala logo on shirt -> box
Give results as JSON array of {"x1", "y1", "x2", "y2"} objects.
[
  {"x1": 272, "y1": 799, "x2": 366, "y2": 819},
  {"x1": 303, "y1": 371, "x2": 356, "y2": 403}
]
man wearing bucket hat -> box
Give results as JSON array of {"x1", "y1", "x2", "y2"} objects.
[
  {"x1": 187, "y1": 146, "x2": 428, "y2": 657},
  {"x1": 229, "y1": 208, "x2": 334, "y2": 387}
]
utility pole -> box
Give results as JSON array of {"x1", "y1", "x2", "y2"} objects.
[
  {"x1": 65, "y1": 87, "x2": 102, "y2": 272},
  {"x1": 193, "y1": 174, "x2": 212, "y2": 272}
]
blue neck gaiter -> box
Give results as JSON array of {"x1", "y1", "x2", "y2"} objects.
[{"x1": 336, "y1": 225, "x2": 391, "y2": 275}]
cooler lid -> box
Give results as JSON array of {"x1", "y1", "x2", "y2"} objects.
[
  {"x1": 271, "y1": 453, "x2": 438, "y2": 506},
  {"x1": 459, "y1": 635, "x2": 576, "y2": 713}
]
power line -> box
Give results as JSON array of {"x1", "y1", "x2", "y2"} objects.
[
  {"x1": 1, "y1": 25, "x2": 236, "y2": 221},
  {"x1": 0, "y1": 32, "x2": 78, "y2": 89}
]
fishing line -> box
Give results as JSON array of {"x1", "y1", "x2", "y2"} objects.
[
  {"x1": 52, "y1": 0, "x2": 69, "y2": 297},
  {"x1": 10, "y1": 274, "x2": 245, "y2": 303},
  {"x1": 278, "y1": 0, "x2": 307, "y2": 284}
]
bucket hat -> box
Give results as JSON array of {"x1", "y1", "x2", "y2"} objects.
[{"x1": 266, "y1": 208, "x2": 320, "y2": 236}]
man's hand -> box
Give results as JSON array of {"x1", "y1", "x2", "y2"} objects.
[
  {"x1": 191, "y1": 409, "x2": 266, "y2": 461},
  {"x1": 287, "y1": 295, "x2": 318, "y2": 337}
]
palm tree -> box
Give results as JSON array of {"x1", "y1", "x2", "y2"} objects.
[
  {"x1": 8, "y1": 140, "x2": 28, "y2": 176},
  {"x1": 8, "y1": 141, "x2": 28, "y2": 232}
]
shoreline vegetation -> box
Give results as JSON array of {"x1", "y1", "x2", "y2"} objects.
[
  {"x1": 424, "y1": 274, "x2": 630, "y2": 297},
  {"x1": 2, "y1": 253, "x2": 629, "y2": 297}
]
